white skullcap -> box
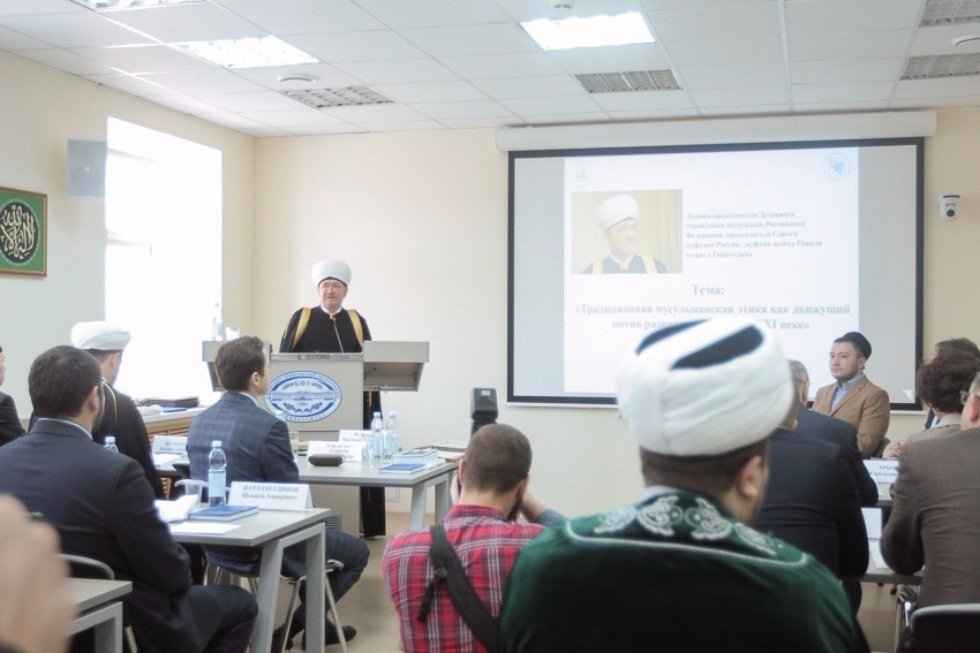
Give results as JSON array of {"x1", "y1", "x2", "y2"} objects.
[
  {"x1": 616, "y1": 318, "x2": 792, "y2": 456},
  {"x1": 71, "y1": 321, "x2": 131, "y2": 351},
  {"x1": 597, "y1": 194, "x2": 639, "y2": 231},
  {"x1": 311, "y1": 260, "x2": 351, "y2": 287}
]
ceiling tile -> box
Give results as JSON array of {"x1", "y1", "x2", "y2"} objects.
[
  {"x1": 284, "y1": 30, "x2": 427, "y2": 63},
  {"x1": 498, "y1": 95, "x2": 603, "y2": 116},
  {"x1": 84, "y1": 72, "x2": 176, "y2": 96},
  {"x1": 239, "y1": 125, "x2": 292, "y2": 136},
  {"x1": 785, "y1": 0, "x2": 925, "y2": 35},
  {"x1": 280, "y1": 124, "x2": 364, "y2": 135},
  {"x1": 525, "y1": 112, "x2": 612, "y2": 125},
  {"x1": 792, "y1": 100, "x2": 890, "y2": 112},
  {"x1": 193, "y1": 110, "x2": 269, "y2": 129},
  {"x1": 438, "y1": 116, "x2": 525, "y2": 129},
  {"x1": 353, "y1": 0, "x2": 511, "y2": 28},
  {"x1": 609, "y1": 108, "x2": 701, "y2": 120},
  {"x1": 16, "y1": 47, "x2": 112, "y2": 75},
  {"x1": 333, "y1": 58, "x2": 458, "y2": 84},
  {"x1": 497, "y1": 0, "x2": 648, "y2": 22},
  {"x1": 0, "y1": 12, "x2": 153, "y2": 48},
  {"x1": 471, "y1": 75, "x2": 585, "y2": 99},
  {"x1": 640, "y1": 0, "x2": 779, "y2": 9},
  {"x1": 698, "y1": 103, "x2": 792, "y2": 116},
  {"x1": 911, "y1": 23, "x2": 980, "y2": 56},
  {"x1": 192, "y1": 90, "x2": 308, "y2": 112},
  {"x1": 791, "y1": 58, "x2": 905, "y2": 84},
  {"x1": 105, "y1": 3, "x2": 265, "y2": 43},
  {"x1": 72, "y1": 44, "x2": 214, "y2": 74},
  {"x1": 0, "y1": 24, "x2": 51, "y2": 50},
  {"x1": 409, "y1": 99, "x2": 513, "y2": 119},
  {"x1": 230, "y1": 63, "x2": 361, "y2": 90},
  {"x1": 321, "y1": 102, "x2": 433, "y2": 123},
  {"x1": 892, "y1": 75, "x2": 980, "y2": 99},
  {"x1": 547, "y1": 43, "x2": 672, "y2": 75},
  {"x1": 688, "y1": 84, "x2": 789, "y2": 106},
  {"x1": 665, "y1": 36, "x2": 782, "y2": 66},
  {"x1": 591, "y1": 89, "x2": 695, "y2": 110},
  {"x1": 789, "y1": 30, "x2": 915, "y2": 62},
  {"x1": 678, "y1": 61, "x2": 786, "y2": 89},
  {"x1": 360, "y1": 120, "x2": 445, "y2": 132},
  {"x1": 372, "y1": 80, "x2": 486, "y2": 103},
  {"x1": 236, "y1": 108, "x2": 347, "y2": 127},
  {"x1": 791, "y1": 81, "x2": 896, "y2": 104},
  {"x1": 441, "y1": 51, "x2": 564, "y2": 79},
  {"x1": 0, "y1": 0, "x2": 88, "y2": 16},
  {"x1": 138, "y1": 69, "x2": 268, "y2": 94},
  {"x1": 646, "y1": 3, "x2": 781, "y2": 42},
  {"x1": 219, "y1": 0, "x2": 384, "y2": 34},
  {"x1": 148, "y1": 93, "x2": 225, "y2": 115},
  {"x1": 400, "y1": 22, "x2": 538, "y2": 57}
]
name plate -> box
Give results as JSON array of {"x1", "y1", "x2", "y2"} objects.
[
  {"x1": 153, "y1": 435, "x2": 188, "y2": 455},
  {"x1": 228, "y1": 482, "x2": 312, "y2": 510},
  {"x1": 338, "y1": 429, "x2": 372, "y2": 442},
  {"x1": 308, "y1": 439, "x2": 366, "y2": 462},
  {"x1": 864, "y1": 459, "x2": 899, "y2": 484}
]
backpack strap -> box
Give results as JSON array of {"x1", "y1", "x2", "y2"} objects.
[
  {"x1": 418, "y1": 524, "x2": 499, "y2": 653},
  {"x1": 290, "y1": 307, "x2": 312, "y2": 350}
]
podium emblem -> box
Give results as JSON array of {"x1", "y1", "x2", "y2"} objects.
[{"x1": 266, "y1": 370, "x2": 343, "y2": 422}]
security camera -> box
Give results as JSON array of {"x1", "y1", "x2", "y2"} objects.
[{"x1": 940, "y1": 194, "x2": 960, "y2": 221}]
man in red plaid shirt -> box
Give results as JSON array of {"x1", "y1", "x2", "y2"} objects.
[{"x1": 382, "y1": 424, "x2": 561, "y2": 652}]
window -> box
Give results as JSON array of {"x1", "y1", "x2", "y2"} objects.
[{"x1": 105, "y1": 118, "x2": 221, "y2": 400}]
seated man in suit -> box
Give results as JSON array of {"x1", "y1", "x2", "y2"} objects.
[
  {"x1": 755, "y1": 392, "x2": 868, "y2": 612},
  {"x1": 500, "y1": 319, "x2": 867, "y2": 652},
  {"x1": 0, "y1": 345, "x2": 25, "y2": 446},
  {"x1": 812, "y1": 331, "x2": 890, "y2": 457},
  {"x1": 790, "y1": 360, "x2": 877, "y2": 506},
  {"x1": 187, "y1": 335, "x2": 369, "y2": 649},
  {"x1": 882, "y1": 371, "x2": 980, "y2": 607},
  {"x1": 0, "y1": 346, "x2": 256, "y2": 653}
]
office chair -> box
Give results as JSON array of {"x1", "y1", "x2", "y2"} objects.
[
  {"x1": 62, "y1": 554, "x2": 139, "y2": 653},
  {"x1": 871, "y1": 436, "x2": 890, "y2": 458},
  {"x1": 909, "y1": 603, "x2": 980, "y2": 652}
]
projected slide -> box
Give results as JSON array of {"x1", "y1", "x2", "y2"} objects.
[{"x1": 563, "y1": 148, "x2": 859, "y2": 394}]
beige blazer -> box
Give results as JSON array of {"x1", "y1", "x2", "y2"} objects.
[{"x1": 813, "y1": 376, "x2": 890, "y2": 457}]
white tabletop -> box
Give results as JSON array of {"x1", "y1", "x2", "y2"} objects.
[
  {"x1": 69, "y1": 578, "x2": 132, "y2": 613},
  {"x1": 297, "y1": 458, "x2": 458, "y2": 487},
  {"x1": 168, "y1": 508, "x2": 331, "y2": 546}
]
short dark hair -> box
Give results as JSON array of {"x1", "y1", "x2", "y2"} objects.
[
  {"x1": 463, "y1": 424, "x2": 532, "y2": 495},
  {"x1": 215, "y1": 336, "x2": 267, "y2": 392},
  {"x1": 29, "y1": 346, "x2": 102, "y2": 419},
  {"x1": 834, "y1": 332, "x2": 871, "y2": 359},
  {"x1": 936, "y1": 338, "x2": 980, "y2": 360},
  {"x1": 917, "y1": 349, "x2": 980, "y2": 414},
  {"x1": 640, "y1": 439, "x2": 770, "y2": 500}
]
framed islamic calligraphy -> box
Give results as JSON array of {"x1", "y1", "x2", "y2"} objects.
[{"x1": 0, "y1": 187, "x2": 46, "y2": 277}]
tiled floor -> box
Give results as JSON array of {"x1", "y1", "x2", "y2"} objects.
[{"x1": 276, "y1": 512, "x2": 904, "y2": 653}]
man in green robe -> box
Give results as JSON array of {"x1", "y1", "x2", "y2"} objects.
[{"x1": 500, "y1": 319, "x2": 868, "y2": 653}]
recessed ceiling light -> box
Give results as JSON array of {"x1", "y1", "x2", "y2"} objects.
[
  {"x1": 952, "y1": 34, "x2": 980, "y2": 47},
  {"x1": 70, "y1": 0, "x2": 204, "y2": 9},
  {"x1": 520, "y1": 11, "x2": 655, "y2": 51},
  {"x1": 171, "y1": 36, "x2": 318, "y2": 69},
  {"x1": 278, "y1": 73, "x2": 318, "y2": 89}
]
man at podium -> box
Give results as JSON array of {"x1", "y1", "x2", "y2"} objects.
[{"x1": 279, "y1": 259, "x2": 386, "y2": 536}]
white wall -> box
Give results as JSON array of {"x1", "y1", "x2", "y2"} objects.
[
  {"x1": 252, "y1": 108, "x2": 980, "y2": 517},
  {"x1": 0, "y1": 50, "x2": 254, "y2": 413}
]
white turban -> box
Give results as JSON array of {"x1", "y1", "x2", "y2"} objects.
[
  {"x1": 597, "y1": 194, "x2": 639, "y2": 231},
  {"x1": 71, "y1": 321, "x2": 131, "y2": 351},
  {"x1": 311, "y1": 260, "x2": 351, "y2": 286},
  {"x1": 616, "y1": 319, "x2": 792, "y2": 456}
]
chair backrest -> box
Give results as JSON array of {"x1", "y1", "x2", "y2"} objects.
[
  {"x1": 871, "y1": 436, "x2": 890, "y2": 458},
  {"x1": 61, "y1": 553, "x2": 115, "y2": 580},
  {"x1": 911, "y1": 603, "x2": 980, "y2": 652}
]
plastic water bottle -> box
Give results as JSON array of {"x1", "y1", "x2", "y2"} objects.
[
  {"x1": 370, "y1": 411, "x2": 384, "y2": 462},
  {"x1": 103, "y1": 436, "x2": 118, "y2": 453},
  {"x1": 208, "y1": 440, "x2": 227, "y2": 506},
  {"x1": 385, "y1": 411, "x2": 399, "y2": 459}
]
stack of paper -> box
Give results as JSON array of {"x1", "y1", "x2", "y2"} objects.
[
  {"x1": 155, "y1": 495, "x2": 199, "y2": 523},
  {"x1": 392, "y1": 447, "x2": 440, "y2": 466}
]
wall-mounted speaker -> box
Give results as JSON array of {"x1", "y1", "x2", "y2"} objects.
[{"x1": 67, "y1": 139, "x2": 107, "y2": 199}]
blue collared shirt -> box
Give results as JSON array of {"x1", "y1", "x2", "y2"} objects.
[{"x1": 831, "y1": 373, "x2": 865, "y2": 410}]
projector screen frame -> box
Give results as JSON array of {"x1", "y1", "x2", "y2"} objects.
[{"x1": 507, "y1": 137, "x2": 924, "y2": 410}]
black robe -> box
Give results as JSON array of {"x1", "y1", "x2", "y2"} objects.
[
  {"x1": 0, "y1": 391, "x2": 25, "y2": 446},
  {"x1": 93, "y1": 382, "x2": 165, "y2": 499},
  {"x1": 280, "y1": 306, "x2": 386, "y2": 536}
]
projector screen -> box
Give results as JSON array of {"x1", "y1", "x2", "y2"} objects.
[{"x1": 509, "y1": 138, "x2": 923, "y2": 408}]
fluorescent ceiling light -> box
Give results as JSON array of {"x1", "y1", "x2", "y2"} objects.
[
  {"x1": 71, "y1": 0, "x2": 204, "y2": 9},
  {"x1": 171, "y1": 36, "x2": 318, "y2": 69},
  {"x1": 520, "y1": 11, "x2": 655, "y2": 51}
]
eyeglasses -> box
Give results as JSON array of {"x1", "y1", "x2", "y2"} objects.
[{"x1": 960, "y1": 390, "x2": 977, "y2": 405}]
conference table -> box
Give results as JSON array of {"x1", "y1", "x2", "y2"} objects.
[
  {"x1": 69, "y1": 578, "x2": 132, "y2": 653},
  {"x1": 298, "y1": 458, "x2": 459, "y2": 529},
  {"x1": 169, "y1": 508, "x2": 330, "y2": 653}
]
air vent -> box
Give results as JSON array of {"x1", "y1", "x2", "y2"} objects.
[
  {"x1": 281, "y1": 86, "x2": 394, "y2": 109},
  {"x1": 901, "y1": 53, "x2": 980, "y2": 79},
  {"x1": 575, "y1": 69, "x2": 681, "y2": 93},
  {"x1": 920, "y1": 0, "x2": 980, "y2": 26}
]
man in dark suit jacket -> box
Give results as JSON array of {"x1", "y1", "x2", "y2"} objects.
[
  {"x1": 188, "y1": 335, "x2": 369, "y2": 648},
  {"x1": 0, "y1": 346, "x2": 256, "y2": 653},
  {"x1": 882, "y1": 375, "x2": 980, "y2": 607},
  {"x1": 0, "y1": 345, "x2": 25, "y2": 446},
  {"x1": 790, "y1": 360, "x2": 878, "y2": 506}
]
